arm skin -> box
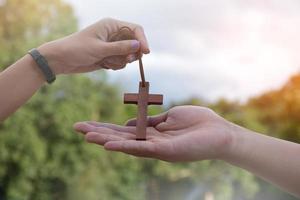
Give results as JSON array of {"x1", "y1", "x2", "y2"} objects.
[
  {"x1": 0, "y1": 18, "x2": 150, "y2": 122},
  {"x1": 228, "y1": 125, "x2": 300, "y2": 197},
  {"x1": 74, "y1": 105, "x2": 300, "y2": 197},
  {"x1": 0, "y1": 54, "x2": 45, "y2": 121}
]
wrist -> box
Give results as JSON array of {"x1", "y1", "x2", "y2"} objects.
[
  {"x1": 219, "y1": 122, "x2": 250, "y2": 162},
  {"x1": 221, "y1": 123, "x2": 256, "y2": 164},
  {"x1": 23, "y1": 54, "x2": 46, "y2": 84},
  {"x1": 38, "y1": 41, "x2": 62, "y2": 75}
]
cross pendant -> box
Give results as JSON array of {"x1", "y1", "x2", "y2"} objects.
[{"x1": 124, "y1": 82, "x2": 163, "y2": 140}]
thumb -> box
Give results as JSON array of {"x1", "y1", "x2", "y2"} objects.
[
  {"x1": 105, "y1": 40, "x2": 140, "y2": 56},
  {"x1": 125, "y1": 118, "x2": 137, "y2": 126},
  {"x1": 125, "y1": 112, "x2": 169, "y2": 130},
  {"x1": 155, "y1": 122, "x2": 170, "y2": 132}
]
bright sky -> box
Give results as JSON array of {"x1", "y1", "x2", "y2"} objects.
[{"x1": 66, "y1": 0, "x2": 300, "y2": 103}]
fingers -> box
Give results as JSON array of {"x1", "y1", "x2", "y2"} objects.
[
  {"x1": 74, "y1": 121, "x2": 173, "y2": 160},
  {"x1": 104, "y1": 40, "x2": 140, "y2": 56},
  {"x1": 98, "y1": 53, "x2": 138, "y2": 70},
  {"x1": 85, "y1": 132, "x2": 125, "y2": 145},
  {"x1": 149, "y1": 112, "x2": 168, "y2": 127},
  {"x1": 126, "y1": 54, "x2": 138, "y2": 63},
  {"x1": 104, "y1": 140, "x2": 157, "y2": 158},
  {"x1": 89, "y1": 122, "x2": 137, "y2": 134},
  {"x1": 108, "y1": 18, "x2": 150, "y2": 54},
  {"x1": 125, "y1": 119, "x2": 137, "y2": 126},
  {"x1": 75, "y1": 121, "x2": 158, "y2": 158},
  {"x1": 77, "y1": 125, "x2": 135, "y2": 145},
  {"x1": 74, "y1": 122, "x2": 136, "y2": 136},
  {"x1": 84, "y1": 121, "x2": 103, "y2": 127},
  {"x1": 73, "y1": 122, "x2": 97, "y2": 134},
  {"x1": 126, "y1": 112, "x2": 168, "y2": 127},
  {"x1": 113, "y1": 18, "x2": 150, "y2": 54},
  {"x1": 132, "y1": 26, "x2": 150, "y2": 54}
]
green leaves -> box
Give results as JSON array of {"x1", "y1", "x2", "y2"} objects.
[
  {"x1": 0, "y1": 0, "x2": 77, "y2": 69},
  {"x1": 1, "y1": 0, "x2": 299, "y2": 199}
]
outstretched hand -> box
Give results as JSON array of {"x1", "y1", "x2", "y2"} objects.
[{"x1": 74, "y1": 106, "x2": 237, "y2": 162}]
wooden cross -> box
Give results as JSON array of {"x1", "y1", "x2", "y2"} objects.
[
  {"x1": 124, "y1": 82, "x2": 163, "y2": 140},
  {"x1": 108, "y1": 26, "x2": 164, "y2": 140}
]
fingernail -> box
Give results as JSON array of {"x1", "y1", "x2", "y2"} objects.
[{"x1": 131, "y1": 40, "x2": 140, "y2": 51}]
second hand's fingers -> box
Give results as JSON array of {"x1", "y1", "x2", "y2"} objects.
[
  {"x1": 74, "y1": 122, "x2": 136, "y2": 139},
  {"x1": 73, "y1": 122, "x2": 96, "y2": 134},
  {"x1": 126, "y1": 112, "x2": 168, "y2": 127},
  {"x1": 125, "y1": 118, "x2": 137, "y2": 126},
  {"x1": 94, "y1": 126, "x2": 136, "y2": 139},
  {"x1": 104, "y1": 140, "x2": 158, "y2": 158},
  {"x1": 88, "y1": 122, "x2": 137, "y2": 134},
  {"x1": 85, "y1": 132, "x2": 125, "y2": 145},
  {"x1": 85, "y1": 125, "x2": 137, "y2": 145}
]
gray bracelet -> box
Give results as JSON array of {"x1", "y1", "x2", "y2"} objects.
[{"x1": 28, "y1": 48, "x2": 56, "y2": 84}]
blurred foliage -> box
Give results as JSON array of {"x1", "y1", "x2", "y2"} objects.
[
  {"x1": 248, "y1": 74, "x2": 300, "y2": 143},
  {"x1": 0, "y1": 0, "x2": 77, "y2": 69},
  {"x1": 0, "y1": 0, "x2": 299, "y2": 200}
]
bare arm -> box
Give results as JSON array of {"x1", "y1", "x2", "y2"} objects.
[
  {"x1": 227, "y1": 126, "x2": 300, "y2": 196},
  {"x1": 0, "y1": 54, "x2": 45, "y2": 121},
  {"x1": 0, "y1": 18, "x2": 149, "y2": 121},
  {"x1": 74, "y1": 105, "x2": 300, "y2": 197}
]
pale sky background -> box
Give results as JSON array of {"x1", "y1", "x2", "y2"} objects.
[{"x1": 66, "y1": 0, "x2": 300, "y2": 103}]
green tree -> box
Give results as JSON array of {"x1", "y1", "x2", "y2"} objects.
[
  {"x1": 0, "y1": 2, "x2": 162, "y2": 199},
  {"x1": 0, "y1": 0, "x2": 77, "y2": 68},
  {"x1": 1, "y1": 1, "x2": 298, "y2": 200},
  {"x1": 0, "y1": 1, "x2": 146, "y2": 199},
  {"x1": 249, "y1": 73, "x2": 300, "y2": 143}
]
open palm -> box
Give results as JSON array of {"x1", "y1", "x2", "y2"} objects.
[{"x1": 74, "y1": 106, "x2": 235, "y2": 162}]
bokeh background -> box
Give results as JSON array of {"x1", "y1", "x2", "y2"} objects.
[{"x1": 0, "y1": 0, "x2": 300, "y2": 199}]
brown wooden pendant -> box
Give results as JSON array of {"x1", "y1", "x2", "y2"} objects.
[{"x1": 109, "y1": 27, "x2": 164, "y2": 140}]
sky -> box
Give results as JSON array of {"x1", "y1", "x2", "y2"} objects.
[{"x1": 66, "y1": 0, "x2": 300, "y2": 103}]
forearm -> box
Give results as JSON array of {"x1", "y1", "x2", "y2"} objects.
[
  {"x1": 0, "y1": 19, "x2": 149, "y2": 122},
  {"x1": 225, "y1": 126, "x2": 300, "y2": 197},
  {"x1": 0, "y1": 54, "x2": 45, "y2": 121}
]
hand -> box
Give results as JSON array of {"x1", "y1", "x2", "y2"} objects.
[
  {"x1": 75, "y1": 106, "x2": 300, "y2": 196},
  {"x1": 38, "y1": 18, "x2": 150, "y2": 75},
  {"x1": 74, "y1": 106, "x2": 238, "y2": 162}
]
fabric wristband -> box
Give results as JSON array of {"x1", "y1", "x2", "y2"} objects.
[{"x1": 28, "y1": 48, "x2": 56, "y2": 84}]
